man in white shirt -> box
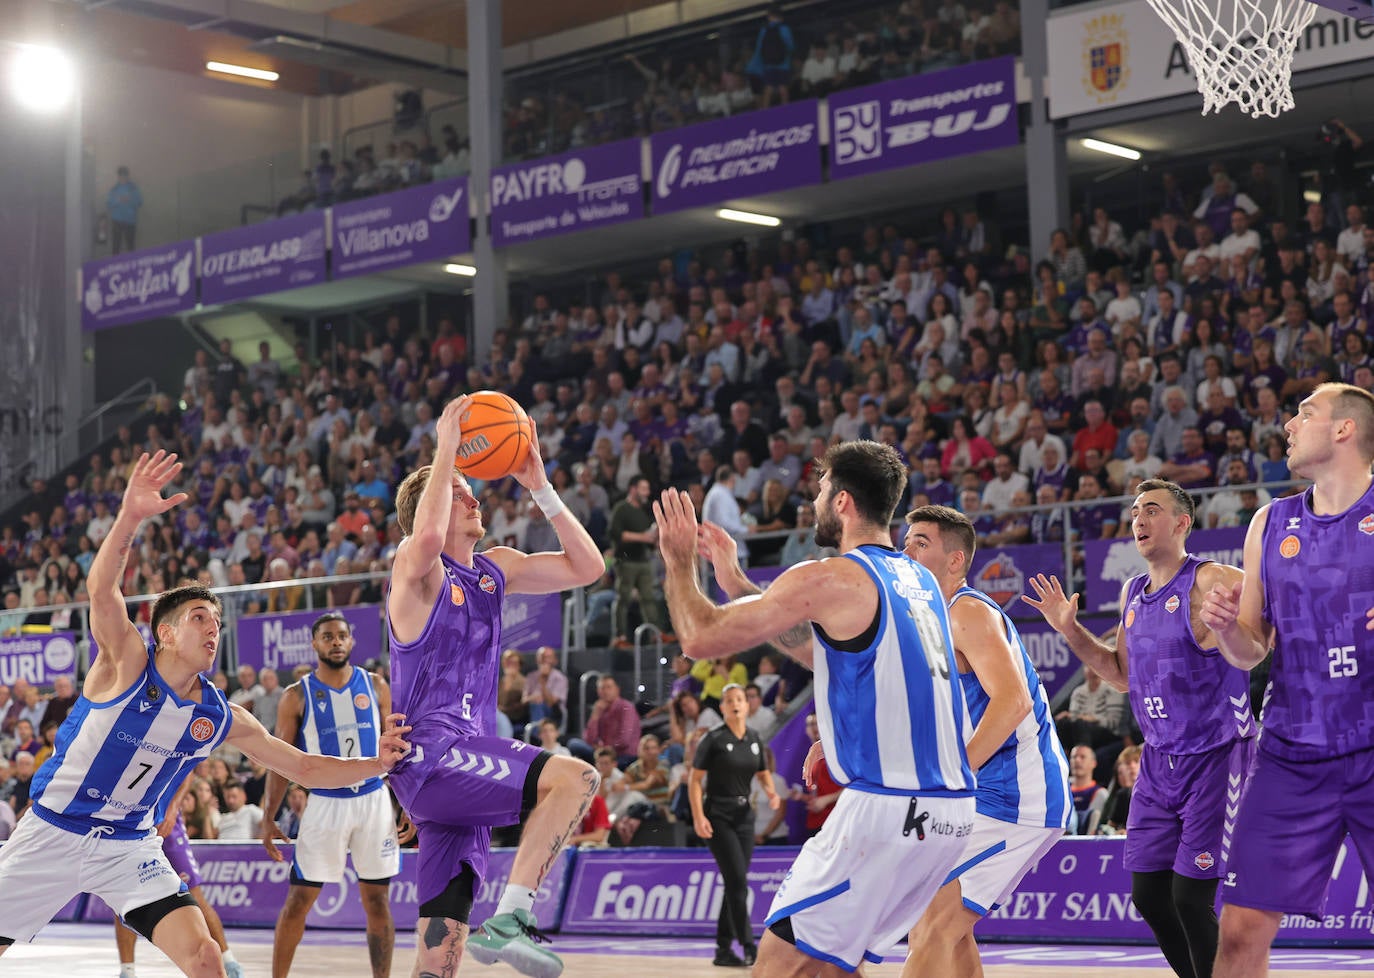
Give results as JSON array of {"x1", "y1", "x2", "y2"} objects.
[
  {"x1": 1017, "y1": 413, "x2": 1067, "y2": 477},
  {"x1": 744, "y1": 683, "x2": 777, "y2": 734},
  {"x1": 1337, "y1": 204, "x2": 1367, "y2": 267},
  {"x1": 703, "y1": 466, "x2": 751, "y2": 560},
  {"x1": 1120, "y1": 430, "x2": 1164, "y2": 484},
  {"x1": 216, "y1": 781, "x2": 264, "y2": 840},
  {"x1": 1218, "y1": 208, "x2": 1261, "y2": 264},
  {"x1": 1181, "y1": 223, "x2": 1221, "y2": 280},
  {"x1": 981, "y1": 453, "x2": 1030, "y2": 511}
]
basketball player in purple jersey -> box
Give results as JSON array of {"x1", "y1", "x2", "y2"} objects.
[
  {"x1": 1201, "y1": 383, "x2": 1374, "y2": 978},
  {"x1": 387, "y1": 395, "x2": 604, "y2": 978},
  {"x1": 1026, "y1": 479, "x2": 1254, "y2": 978}
]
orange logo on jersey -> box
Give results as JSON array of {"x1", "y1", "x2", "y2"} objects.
[
  {"x1": 1360, "y1": 514, "x2": 1374, "y2": 535},
  {"x1": 354, "y1": 693, "x2": 371, "y2": 710},
  {"x1": 1125, "y1": 608, "x2": 1136, "y2": 628},
  {"x1": 450, "y1": 583, "x2": 465, "y2": 606},
  {"x1": 1279, "y1": 534, "x2": 1301, "y2": 558},
  {"x1": 1164, "y1": 595, "x2": 1181, "y2": 614},
  {"x1": 189, "y1": 718, "x2": 215, "y2": 742}
]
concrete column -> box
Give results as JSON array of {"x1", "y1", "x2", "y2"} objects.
[{"x1": 466, "y1": 0, "x2": 508, "y2": 364}]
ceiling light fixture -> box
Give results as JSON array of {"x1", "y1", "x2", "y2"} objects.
[
  {"x1": 444, "y1": 263, "x2": 477, "y2": 276},
  {"x1": 716, "y1": 208, "x2": 781, "y2": 227},
  {"x1": 1080, "y1": 138, "x2": 1142, "y2": 161},
  {"x1": 10, "y1": 45, "x2": 75, "y2": 113},
  {"x1": 206, "y1": 61, "x2": 280, "y2": 82}
]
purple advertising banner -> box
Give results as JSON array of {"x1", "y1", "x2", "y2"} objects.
[
  {"x1": 966, "y1": 543, "x2": 1065, "y2": 614},
  {"x1": 560, "y1": 847, "x2": 796, "y2": 935},
  {"x1": 81, "y1": 241, "x2": 196, "y2": 331},
  {"x1": 235, "y1": 605, "x2": 382, "y2": 674},
  {"x1": 651, "y1": 101, "x2": 821, "y2": 215},
  {"x1": 200, "y1": 211, "x2": 327, "y2": 305},
  {"x1": 330, "y1": 177, "x2": 471, "y2": 280},
  {"x1": 829, "y1": 57, "x2": 1019, "y2": 180},
  {"x1": 491, "y1": 141, "x2": 644, "y2": 247},
  {"x1": 83, "y1": 844, "x2": 571, "y2": 931},
  {"x1": 0, "y1": 631, "x2": 78, "y2": 687},
  {"x1": 1084, "y1": 526, "x2": 1247, "y2": 612},
  {"x1": 501, "y1": 592, "x2": 563, "y2": 651},
  {"x1": 978, "y1": 837, "x2": 1374, "y2": 946}
]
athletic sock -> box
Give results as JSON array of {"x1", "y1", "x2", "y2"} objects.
[
  {"x1": 119, "y1": 965, "x2": 137, "y2": 978},
  {"x1": 222, "y1": 949, "x2": 238, "y2": 965},
  {"x1": 495, "y1": 885, "x2": 537, "y2": 918}
]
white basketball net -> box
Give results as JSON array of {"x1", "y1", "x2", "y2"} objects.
[{"x1": 1144, "y1": 0, "x2": 1318, "y2": 118}]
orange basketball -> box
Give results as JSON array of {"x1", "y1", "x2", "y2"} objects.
[{"x1": 453, "y1": 390, "x2": 535, "y2": 480}]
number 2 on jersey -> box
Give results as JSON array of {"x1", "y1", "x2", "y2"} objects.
[{"x1": 1328, "y1": 645, "x2": 1358, "y2": 679}]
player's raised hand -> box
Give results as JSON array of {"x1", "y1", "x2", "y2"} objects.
[
  {"x1": 121, "y1": 451, "x2": 189, "y2": 522},
  {"x1": 261, "y1": 816, "x2": 290, "y2": 862},
  {"x1": 1022, "y1": 574, "x2": 1080, "y2": 635},
  {"x1": 653, "y1": 488, "x2": 699, "y2": 567},
  {"x1": 1199, "y1": 581, "x2": 1242, "y2": 634},
  {"x1": 376, "y1": 713, "x2": 413, "y2": 771},
  {"x1": 436, "y1": 394, "x2": 472, "y2": 453},
  {"x1": 511, "y1": 415, "x2": 548, "y2": 491}
]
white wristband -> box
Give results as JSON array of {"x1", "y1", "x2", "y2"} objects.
[{"x1": 531, "y1": 483, "x2": 566, "y2": 520}]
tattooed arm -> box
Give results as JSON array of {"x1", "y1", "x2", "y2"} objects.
[{"x1": 696, "y1": 520, "x2": 815, "y2": 658}]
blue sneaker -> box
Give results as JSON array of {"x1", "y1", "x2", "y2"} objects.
[{"x1": 467, "y1": 909, "x2": 563, "y2": 978}]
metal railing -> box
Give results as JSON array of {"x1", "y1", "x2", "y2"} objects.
[{"x1": 0, "y1": 377, "x2": 160, "y2": 513}]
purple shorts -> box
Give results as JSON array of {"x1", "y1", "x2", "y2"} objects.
[
  {"x1": 389, "y1": 735, "x2": 549, "y2": 907},
  {"x1": 163, "y1": 815, "x2": 203, "y2": 890},
  {"x1": 1223, "y1": 746, "x2": 1374, "y2": 918},
  {"x1": 1124, "y1": 739, "x2": 1253, "y2": 879}
]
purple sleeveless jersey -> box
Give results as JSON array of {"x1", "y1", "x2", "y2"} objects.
[
  {"x1": 1260, "y1": 484, "x2": 1374, "y2": 761},
  {"x1": 1123, "y1": 555, "x2": 1254, "y2": 754}
]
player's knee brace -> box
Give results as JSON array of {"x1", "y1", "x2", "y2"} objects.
[
  {"x1": 1172, "y1": 874, "x2": 1220, "y2": 922},
  {"x1": 123, "y1": 891, "x2": 198, "y2": 942},
  {"x1": 0, "y1": 936, "x2": 14, "y2": 946},
  {"x1": 1130, "y1": 869, "x2": 1177, "y2": 924},
  {"x1": 417, "y1": 866, "x2": 476, "y2": 925}
]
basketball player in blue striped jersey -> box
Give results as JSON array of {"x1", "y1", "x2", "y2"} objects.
[
  {"x1": 900, "y1": 505, "x2": 1071, "y2": 977},
  {"x1": 261, "y1": 611, "x2": 403, "y2": 978},
  {"x1": 0, "y1": 451, "x2": 411, "y2": 977},
  {"x1": 656, "y1": 440, "x2": 975, "y2": 976}
]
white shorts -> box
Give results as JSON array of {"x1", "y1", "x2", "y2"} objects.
[
  {"x1": 765, "y1": 790, "x2": 975, "y2": 972},
  {"x1": 946, "y1": 815, "x2": 1063, "y2": 916},
  {"x1": 292, "y1": 787, "x2": 400, "y2": 884},
  {"x1": 0, "y1": 811, "x2": 182, "y2": 942}
]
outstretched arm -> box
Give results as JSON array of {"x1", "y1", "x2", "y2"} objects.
[
  {"x1": 1022, "y1": 574, "x2": 1129, "y2": 691},
  {"x1": 225, "y1": 703, "x2": 410, "y2": 790},
  {"x1": 87, "y1": 452, "x2": 189, "y2": 679},
  {"x1": 697, "y1": 521, "x2": 814, "y2": 657},
  {"x1": 391, "y1": 395, "x2": 469, "y2": 588},
  {"x1": 260, "y1": 683, "x2": 304, "y2": 861}
]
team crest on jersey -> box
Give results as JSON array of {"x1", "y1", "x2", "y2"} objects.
[
  {"x1": 145, "y1": 685, "x2": 160, "y2": 701},
  {"x1": 1125, "y1": 608, "x2": 1136, "y2": 628},
  {"x1": 189, "y1": 717, "x2": 216, "y2": 742},
  {"x1": 1279, "y1": 534, "x2": 1301, "y2": 558},
  {"x1": 972, "y1": 554, "x2": 1025, "y2": 612},
  {"x1": 1195, "y1": 851, "x2": 1215, "y2": 871},
  {"x1": 478, "y1": 574, "x2": 497, "y2": 594},
  {"x1": 1360, "y1": 514, "x2": 1374, "y2": 535},
  {"x1": 1164, "y1": 595, "x2": 1181, "y2": 614},
  {"x1": 450, "y1": 583, "x2": 465, "y2": 606},
  {"x1": 354, "y1": 693, "x2": 371, "y2": 710}
]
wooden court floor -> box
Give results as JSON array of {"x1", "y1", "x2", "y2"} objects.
[{"x1": 5, "y1": 925, "x2": 1373, "y2": 977}]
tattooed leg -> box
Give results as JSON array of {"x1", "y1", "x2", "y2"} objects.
[
  {"x1": 507, "y1": 755, "x2": 601, "y2": 892},
  {"x1": 413, "y1": 917, "x2": 468, "y2": 978}
]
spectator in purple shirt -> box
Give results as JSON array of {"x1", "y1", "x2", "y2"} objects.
[
  {"x1": 1071, "y1": 473, "x2": 1119, "y2": 541},
  {"x1": 1159, "y1": 427, "x2": 1216, "y2": 489}
]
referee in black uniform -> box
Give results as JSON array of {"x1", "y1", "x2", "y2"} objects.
[{"x1": 690, "y1": 683, "x2": 781, "y2": 968}]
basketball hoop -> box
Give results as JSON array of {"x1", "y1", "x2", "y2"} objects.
[{"x1": 1143, "y1": 0, "x2": 1317, "y2": 118}]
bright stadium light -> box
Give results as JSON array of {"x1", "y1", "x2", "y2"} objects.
[
  {"x1": 206, "y1": 61, "x2": 280, "y2": 82},
  {"x1": 444, "y1": 263, "x2": 477, "y2": 276},
  {"x1": 1081, "y1": 138, "x2": 1142, "y2": 161},
  {"x1": 716, "y1": 208, "x2": 781, "y2": 227},
  {"x1": 10, "y1": 45, "x2": 75, "y2": 113}
]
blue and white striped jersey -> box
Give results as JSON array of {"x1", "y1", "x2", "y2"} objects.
[
  {"x1": 812, "y1": 546, "x2": 973, "y2": 797},
  {"x1": 953, "y1": 586, "x2": 1072, "y2": 829},
  {"x1": 30, "y1": 652, "x2": 231, "y2": 839},
  {"x1": 294, "y1": 667, "x2": 383, "y2": 798}
]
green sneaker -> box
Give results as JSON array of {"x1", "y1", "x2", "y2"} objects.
[{"x1": 467, "y1": 908, "x2": 564, "y2": 978}]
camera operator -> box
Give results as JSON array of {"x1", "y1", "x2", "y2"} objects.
[{"x1": 1319, "y1": 117, "x2": 1366, "y2": 225}]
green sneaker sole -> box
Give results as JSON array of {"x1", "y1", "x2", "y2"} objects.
[{"x1": 467, "y1": 935, "x2": 564, "y2": 978}]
